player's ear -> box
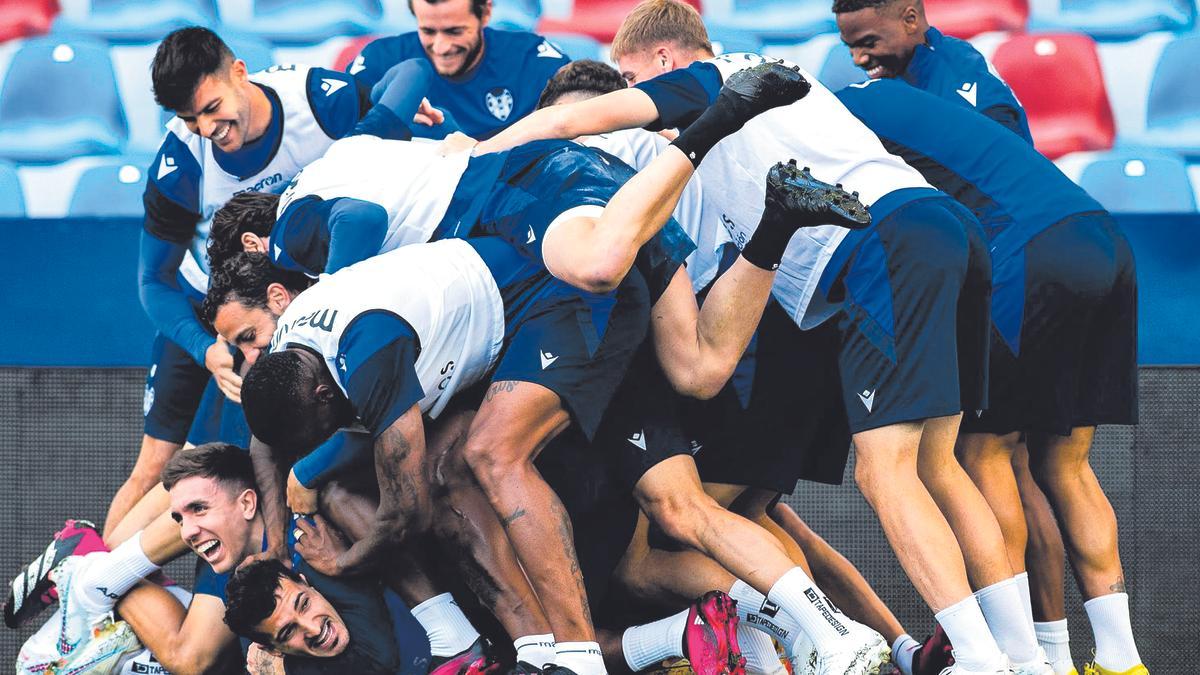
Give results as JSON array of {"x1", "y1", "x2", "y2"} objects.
[
  {"x1": 479, "y1": 0, "x2": 492, "y2": 26},
  {"x1": 900, "y1": 4, "x2": 920, "y2": 33},
  {"x1": 241, "y1": 232, "x2": 265, "y2": 254},
  {"x1": 238, "y1": 487, "x2": 258, "y2": 519},
  {"x1": 655, "y1": 45, "x2": 671, "y2": 69},
  {"x1": 228, "y1": 58, "x2": 249, "y2": 84},
  {"x1": 266, "y1": 283, "x2": 292, "y2": 313}
]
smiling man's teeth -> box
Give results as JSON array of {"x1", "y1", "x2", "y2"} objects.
[
  {"x1": 197, "y1": 540, "x2": 218, "y2": 554},
  {"x1": 213, "y1": 124, "x2": 229, "y2": 141}
]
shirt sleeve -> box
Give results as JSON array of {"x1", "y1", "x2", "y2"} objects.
[
  {"x1": 981, "y1": 102, "x2": 1035, "y2": 144},
  {"x1": 142, "y1": 132, "x2": 203, "y2": 244},
  {"x1": 291, "y1": 430, "x2": 375, "y2": 487},
  {"x1": 307, "y1": 67, "x2": 371, "y2": 139},
  {"x1": 634, "y1": 62, "x2": 723, "y2": 131},
  {"x1": 137, "y1": 231, "x2": 213, "y2": 365},
  {"x1": 192, "y1": 559, "x2": 230, "y2": 602},
  {"x1": 271, "y1": 196, "x2": 389, "y2": 275},
  {"x1": 339, "y1": 311, "x2": 426, "y2": 438}
]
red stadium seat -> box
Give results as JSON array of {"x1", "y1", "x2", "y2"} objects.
[
  {"x1": 334, "y1": 35, "x2": 378, "y2": 73},
  {"x1": 0, "y1": 0, "x2": 58, "y2": 43},
  {"x1": 537, "y1": 0, "x2": 701, "y2": 43},
  {"x1": 992, "y1": 32, "x2": 1115, "y2": 160},
  {"x1": 924, "y1": 0, "x2": 1027, "y2": 38}
]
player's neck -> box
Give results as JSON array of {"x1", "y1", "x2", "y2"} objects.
[{"x1": 244, "y1": 83, "x2": 274, "y2": 144}]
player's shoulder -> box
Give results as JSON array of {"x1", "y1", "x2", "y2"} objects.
[
  {"x1": 488, "y1": 28, "x2": 569, "y2": 64},
  {"x1": 147, "y1": 125, "x2": 204, "y2": 200},
  {"x1": 363, "y1": 33, "x2": 421, "y2": 60}
]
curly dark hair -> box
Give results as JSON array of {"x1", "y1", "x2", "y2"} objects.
[
  {"x1": 152, "y1": 27, "x2": 235, "y2": 112},
  {"x1": 241, "y1": 350, "x2": 331, "y2": 455},
  {"x1": 224, "y1": 558, "x2": 306, "y2": 644},
  {"x1": 831, "y1": 0, "x2": 908, "y2": 13},
  {"x1": 209, "y1": 192, "x2": 280, "y2": 272},
  {"x1": 537, "y1": 60, "x2": 628, "y2": 109},
  {"x1": 202, "y1": 252, "x2": 311, "y2": 326}
]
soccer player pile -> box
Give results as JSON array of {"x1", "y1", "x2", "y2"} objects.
[{"x1": 3, "y1": 1, "x2": 1148, "y2": 674}]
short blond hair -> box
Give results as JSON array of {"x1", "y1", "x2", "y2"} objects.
[{"x1": 611, "y1": 0, "x2": 713, "y2": 61}]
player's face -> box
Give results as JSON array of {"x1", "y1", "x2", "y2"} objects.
[
  {"x1": 413, "y1": 0, "x2": 490, "y2": 77},
  {"x1": 213, "y1": 296, "x2": 286, "y2": 366},
  {"x1": 616, "y1": 49, "x2": 672, "y2": 85},
  {"x1": 836, "y1": 5, "x2": 922, "y2": 79},
  {"x1": 168, "y1": 476, "x2": 258, "y2": 574},
  {"x1": 255, "y1": 577, "x2": 350, "y2": 658},
  {"x1": 175, "y1": 59, "x2": 253, "y2": 151}
]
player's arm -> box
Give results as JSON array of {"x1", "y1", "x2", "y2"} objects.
[
  {"x1": 650, "y1": 259, "x2": 776, "y2": 400},
  {"x1": 249, "y1": 435, "x2": 293, "y2": 563},
  {"x1": 274, "y1": 196, "x2": 389, "y2": 274},
  {"x1": 474, "y1": 88, "x2": 661, "y2": 153},
  {"x1": 116, "y1": 588, "x2": 241, "y2": 675},
  {"x1": 288, "y1": 431, "x2": 374, "y2": 514},
  {"x1": 980, "y1": 103, "x2": 1034, "y2": 143}
]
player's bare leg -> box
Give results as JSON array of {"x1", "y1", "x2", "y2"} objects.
[
  {"x1": 956, "y1": 432, "x2": 1028, "y2": 577},
  {"x1": 105, "y1": 483, "x2": 171, "y2": 548},
  {"x1": 105, "y1": 435, "x2": 182, "y2": 538}
]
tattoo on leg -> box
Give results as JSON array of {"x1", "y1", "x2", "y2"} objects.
[
  {"x1": 1110, "y1": 578, "x2": 1126, "y2": 593},
  {"x1": 502, "y1": 507, "x2": 527, "y2": 528},
  {"x1": 553, "y1": 498, "x2": 592, "y2": 619},
  {"x1": 485, "y1": 380, "x2": 520, "y2": 402}
]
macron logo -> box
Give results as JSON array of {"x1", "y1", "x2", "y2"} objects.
[
  {"x1": 349, "y1": 55, "x2": 366, "y2": 76},
  {"x1": 157, "y1": 155, "x2": 178, "y2": 180},
  {"x1": 539, "y1": 349, "x2": 558, "y2": 369},
  {"x1": 537, "y1": 41, "x2": 564, "y2": 59},
  {"x1": 272, "y1": 243, "x2": 282, "y2": 260},
  {"x1": 628, "y1": 430, "x2": 647, "y2": 451},
  {"x1": 526, "y1": 226, "x2": 537, "y2": 244},
  {"x1": 957, "y1": 82, "x2": 978, "y2": 107},
  {"x1": 320, "y1": 78, "x2": 349, "y2": 96},
  {"x1": 857, "y1": 388, "x2": 875, "y2": 413}
]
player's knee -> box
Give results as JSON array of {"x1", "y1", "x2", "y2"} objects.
[
  {"x1": 462, "y1": 435, "x2": 527, "y2": 491},
  {"x1": 639, "y1": 490, "x2": 715, "y2": 549}
]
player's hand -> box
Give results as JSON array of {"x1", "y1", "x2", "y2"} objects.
[
  {"x1": 294, "y1": 514, "x2": 348, "y2": 577},
  {"x1": 205, "y1": 336, "x2": 243, "y2": 403},
  {"x1": 413, "y1": 97, "x2": 445, "y2": 127},
  {"x1": 287, "y1": 469, "x2": 320, "y2": 515},
  {"x1": 439, "y1": 131, "x2": 478, "y2": 156},
  {"x1": 247, "y1": 643, "x2": 286, "y2": 675}
]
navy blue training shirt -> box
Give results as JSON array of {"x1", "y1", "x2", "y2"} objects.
[
  {"x1": 901, "y1": 26, "x2": 1033, "y2": 143},
  {"x1": 347, "y1": 28, "x2": 571, "y2": 139}
]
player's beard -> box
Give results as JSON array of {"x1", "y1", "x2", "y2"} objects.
[{"x1": 445, "y1": 36, "x2": 485, "y2": 79}]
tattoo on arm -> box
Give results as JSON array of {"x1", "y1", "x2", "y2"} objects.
[
  {"x1": 501, "y1": 507, "x2": 527, "y2": 528},
  {"x1": 484, "y1": 380, "x2": 520, "y2": 402},
  {"x1": 1110, "y1": 578, "x2": 1127, "y2": 593}
]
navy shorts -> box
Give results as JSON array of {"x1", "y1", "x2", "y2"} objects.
[
  {"x1": 693, "y1": 303, "x2": 852, "y2": 492},
  {"x1": 961, "y1": 211, "x2": 1137, "y2": 435},
  {"x1": 820, "y1": 189, "x2": 992, "y2": 434},
  {"x1": 144, "y1": 333, "x2": 216, "y2": 444},
  {"x1": 491, "y1": 270, "x2": 650, "y2": 440},
  {"x1": 591, "y1": 341, "x2": 701, "y2": 492}
]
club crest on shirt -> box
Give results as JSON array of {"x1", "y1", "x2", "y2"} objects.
[{"x1": 485, "y1": 87, "x2": 514, "y2": 121}]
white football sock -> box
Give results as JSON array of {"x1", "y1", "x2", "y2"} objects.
[
  {"x1": 1013, "y1": 572, "x2": 1035, "y2": 628},
  {"x1": 515, "y1": 633, "x2": 557, "y2": 668},
  {"x1": 764, "y1": 568, "x2": 854, "y2": 646},
  {"x1": 74, "y1": 532, "x2": 160, "y2": 614},
  {"x1": 891, "y1": 634, "x2": 920, "y2": 675},
  {"x1": 622, "y1": 609, "x2": 687, "y2": 671},
  {"x1": 1084, "y1": 593, "x2": 1141, "y2": 670},
  {"x1": 1034, "y1": 619, "x2": 1076, "y2": 675},
  {"x1": 727, "y1": 579, "x2": 807, "y2": 654},
  {"x1": 411, "y1": 593, "x2": 480, "y2": 657},
  {"x1": 934, "y1": 594, "x2": 1005, "y2": 671},
  {"x1": 975, "y1": 576, "x2": 1039, "y2": 663},
  {"x1": 555, "y1": 641, "x2": 606, "y2": 675},
  {"x1": 738, "y1": 624, "x2": 787, "y2": 675}
]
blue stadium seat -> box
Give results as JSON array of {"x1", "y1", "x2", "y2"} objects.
[
  {"x1": 51, "y1": 0, "x2": 218, "y2": 43},
  {"x1": 0, "y1": 161, "x2": 25, "y2": 217},
  {"x1": 67, "y1": 158, "x2": 150, "y2": 217},
  {"x1": 0, "y1": 38, "x2": 127, "y2": 164},
  {"x1": 1133, "y1": 34, "x2": 1200, "y2": 157},
  {"x1": 1028, "y1": 0, "x2": 1194, "y2": 39},
  {"x1": 1077, "y1": 149, "x2": 1197, "y2": 213},
  {"x1": 703, "y1": 0, "x2": 833, "y2": 45},
  {"x1": 222, "y1": 0, "x2": 384, "y2": 44},
  {"x1": 491, "y1": 0, "x2": 542, "y2": 30},
  {"x1": 544, "y1": 32, "x2": 602, "y2": 61},
  {"x1": 817, "y1": 43, "x2": 868, "y2": 92}
]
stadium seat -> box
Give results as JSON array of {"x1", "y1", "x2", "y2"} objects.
[
  {"x1": 222, "y1": 0, "x2": 384, "y2": 44},
  {"x1": 1076, "y1": 149, "x2": 1197, "y2": 213},
  {"x1": 1132, "y1": 34, "x2": 1200, "y2": 157},
  {"x1": 334, "y1": 35, "x2": 378, "y2": 73},
  {"x1": 991, "y1": 33, "x2": 1114, "y2": 160},
  {"x1": 0, "y1": 0, "x2": 57, "y2": 43},
  {"x1": 67, "y1": 158, "x2": 149, "y2": 217},
  {"x1": 703, "y1": 0, "x2": 833, "y2": 45},
  {"x1": 538, "y1": 0, "x2": 701, "y2": 44},
  {"x1": 1028, "y1": 0, "x2": 1194, "y2": 39},
  {"x1": 0, "y1": 38, "x2": 126, "y2": 164},
  {"x1": 491, "y1": 0, "x2": 542, "y2": 30},
  {"x1": 924, "y1": 0, "x2": 1027, "y2": 38},
  {"x1": 544, "y1": 31, "x2": 602, "y2": 61},
  {"x1": 0, "y1": 160, "x2": 25, "y2": 217},
  {"x1": 51, "y1": 0, "x2": 218, "y2": 43}
]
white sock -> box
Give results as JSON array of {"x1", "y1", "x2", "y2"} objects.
[
  {"x1": 1034, "y1": 619, "x2": 1076, "y2": 675},
  {"x1": 515, "y1": 633, "x2": 557, "y2": 668},
  {"x1": 555, "y1": 641, "x2": 606, "y2": 675},
  {"x1": 975, "y1": 576, "x2": 1039, "y2": 663},
  {"x1": 1013, "y1": 572, "x2": 1035, "y2": 628},
  {"x1": 891, "y1": 634, "x2": 920, "y2": 675},
  {"x1": 74, "y1": 532, "x2": 160, "y2": 614},
  {"x1": 727, "y1": 579, "x2": 807, "y2": 654},
  {"x1": 622, "y1": 609, "x2": 687, "y2": 671},
  {"x1": 411, "y1": 593, "x2": 480, "y2": 657},
  {"x1": 934, "y1": 595, "x2": 1005, "y2": 670},
  {"x1": 738, "y1": 624, "x2": 787, "y2": 675},
  {"x1": 1084, "y1": 593, "x2": 1141, "y2": 670},
  {"x1": 764, "y1": 568, "x2": 854, "y2": 646}
]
